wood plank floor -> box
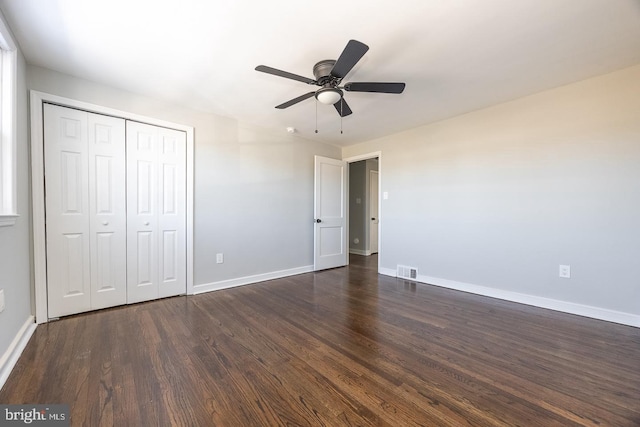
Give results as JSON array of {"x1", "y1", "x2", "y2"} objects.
[{"x1": 2, "y1": 255, "x2": 639, "y2": 426}]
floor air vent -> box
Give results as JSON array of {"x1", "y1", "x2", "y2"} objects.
[{"x1": 397, "y1": 265, "x2": 418, "y2": 280}]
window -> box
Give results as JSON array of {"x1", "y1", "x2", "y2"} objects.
[{"x1": 0, "y1": 13, "x2": 17, "y2": 226}]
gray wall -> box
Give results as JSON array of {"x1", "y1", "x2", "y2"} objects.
[
  {"x1": 344, "y1": 64, "x2": 640, "y2": 317},
  {"x1": 0, "y1": 43, "x2": 32, "y2": 361},
  {"x1": 27, "y1": 65, "x2": 340, "y2": 288}
]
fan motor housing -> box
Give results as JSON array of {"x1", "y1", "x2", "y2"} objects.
[{"x1": 313, "y1": 60, "x2": 339, "y2": 86}]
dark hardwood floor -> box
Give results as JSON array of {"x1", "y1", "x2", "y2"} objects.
[{"x1": 2, "y1": 254, "x2": 639, "y2": 426}]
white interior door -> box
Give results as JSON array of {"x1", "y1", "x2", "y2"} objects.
[
  {"x1": 369, "y1": 170, "x2": 379, "y2": 254},
  {"x1": 127, "y1": 121, "x2": 186, "y2": 303},
  {"x1": 44, "y1": 104, "x2": 127, "y2": 318},
  {"x1": 314, "y1": 155, "x2": 347, "y2": 271}
]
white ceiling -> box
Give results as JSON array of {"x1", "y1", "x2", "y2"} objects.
[{"x1": 1, "y1": 0, "x2": 639, "y2": 147}]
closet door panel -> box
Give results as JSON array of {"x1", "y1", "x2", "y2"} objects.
[
  {"x1": 88, "y1": 113, "x2": 127, "y2": 309},
  {"x1": 136, "y1": 231, "x2": 155, "y2": 284},
  {"x1": 44, "y1": 104, "x2": 92, "y2": 317},
  {"x1": 126, "y1": 122, "x2": 186, "y2": 302},
  {"x1": 126, "y1": 122, "x2": 159, "y2": 303},
  {"x1": 157, "y1": 128, "x2": 186, "y2": 298}
]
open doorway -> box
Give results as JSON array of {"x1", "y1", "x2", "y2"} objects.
[
  {"x1": 313, "y1": 153, "x2": 380, "y2": 272},
  {"x1": 348, "y1": 157, "x2": 379, "y2": 257}
]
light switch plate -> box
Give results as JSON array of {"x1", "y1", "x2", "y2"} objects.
[
  {"x1": 216, "y1": 253, "x2": 224, "y2": 264},
  {"x1": 559, "y1": 265, "x2": 571, "y2": 279}
]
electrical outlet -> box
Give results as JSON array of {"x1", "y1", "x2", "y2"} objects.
[
  {"x1": 559, "y1": 265, "x2": 571, "y2": 279},
  {"x1": 216, "y1": 253, "x2": 224, "y2": 264},
  {"x1": 0, "y1": 289, "x2": 5, "y2": 313}
]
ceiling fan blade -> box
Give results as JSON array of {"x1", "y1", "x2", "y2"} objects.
[
  {"x1": 330, "y1": 40, "x2": 369, "y2": 79},
  {"x1": 333, "y1": 98, "x2": 353, "y2": 117},
  {"x1": 255, "y1": 65, "x2": 317, "y2": 85},
  {"x1": 275, "y1": 91, "x2": 316, "y2": 109},
  {"x1": 344, "y1": 82, "x2": 406, "y2": 94}
]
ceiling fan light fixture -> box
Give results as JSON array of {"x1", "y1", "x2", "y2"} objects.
[
  {"x1": 256, "y1": 39, "x2": 405, "y2": 119},
  {"x1": 315, "y1": 88, "x2": 342, "y2": 105}
]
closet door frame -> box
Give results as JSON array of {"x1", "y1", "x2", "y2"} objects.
[{"x1": 30, "y1": 91, "x2": 195, "y2": 324}]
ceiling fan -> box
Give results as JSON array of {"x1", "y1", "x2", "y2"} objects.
[{"x1": 255, "y1": 39, "x2": 405, "y2": 117}]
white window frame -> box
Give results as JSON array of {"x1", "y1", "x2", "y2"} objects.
[{"x1": 0, "y1": 13, "x2": 18, "y2": 226}]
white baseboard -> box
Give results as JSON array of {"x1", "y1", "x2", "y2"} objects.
[
  {"x1": 379, "y1": 270, "x2": 640, "y2": 328},
  {"x1": 192, "y1": 265, "x2": 314, "y2": 294},
  {"x1": 0, "y1": 316, "x2": 36, "y2": 390},
  {"x1": 349, "y1": 249, "x2": 371, "y2": 256},
  {"x1": 379, "y1": 267, "x2": 396, "y2": 277}
]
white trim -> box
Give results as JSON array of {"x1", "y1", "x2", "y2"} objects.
[
  {"x1": 368, "y1": 169, "x2": 379, "y2": 254},
  {"x1": 30, "y1": 92, "x2": 46, "y2": 323},
  {"x1": 378, "y1": 269, "x2": 640, "y2": 328},
  {"x1": 349, "y1": 248, "x2": 372, "y2": 256},
  {"x1": 379, "y1": 267, "x2": 396, "y2": 277},
  {"x1": 343, "y1": 152, "x2": 382, "y2": 163},
  {"x1": 0, "y1": 214, "x2": 18, "y2": 226},
  {"x1": 193, "y1": 265, "x2": 314, "y2": 294},
  {"x1": 0, "y1": 12, "x2": 18, "y2": 222},
  {"x1": 0, "y1": 316, "x2": 36, "y2": 390},
  {"x1": 30, "y1": 91, "x2": 195, "y2": 323}
]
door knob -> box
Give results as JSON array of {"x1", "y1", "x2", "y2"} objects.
[
  {"x1": 102, "y1": 221, "x2": 109, "y2": 226},
  {"x1": 371, "y1": 218, "x2": 376, "y2": 220},
  {"x1": 143, "y1": 221, "x2": 150, "y2": 226},
  {"x1": 315, "y1": 219, "x2": 322, "y2": 223}
]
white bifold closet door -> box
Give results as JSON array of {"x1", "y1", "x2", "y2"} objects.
[
  {"x1": 44, "y1": 105, "x2": 187, "y2": 318},
  {"x1": 44, "y1": 104, "x2": 127, "y2": 318},
  {"x1": 126, "y1": 121, "x2": 186, "y2": 303}
]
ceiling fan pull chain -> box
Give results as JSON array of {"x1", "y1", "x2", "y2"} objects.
[
  {"x1": 340, "y1": 100, "x2": 343, "y2": 134},
  {"x1": 315, "y1": 99, "x2": 318, "y2": 133}
]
